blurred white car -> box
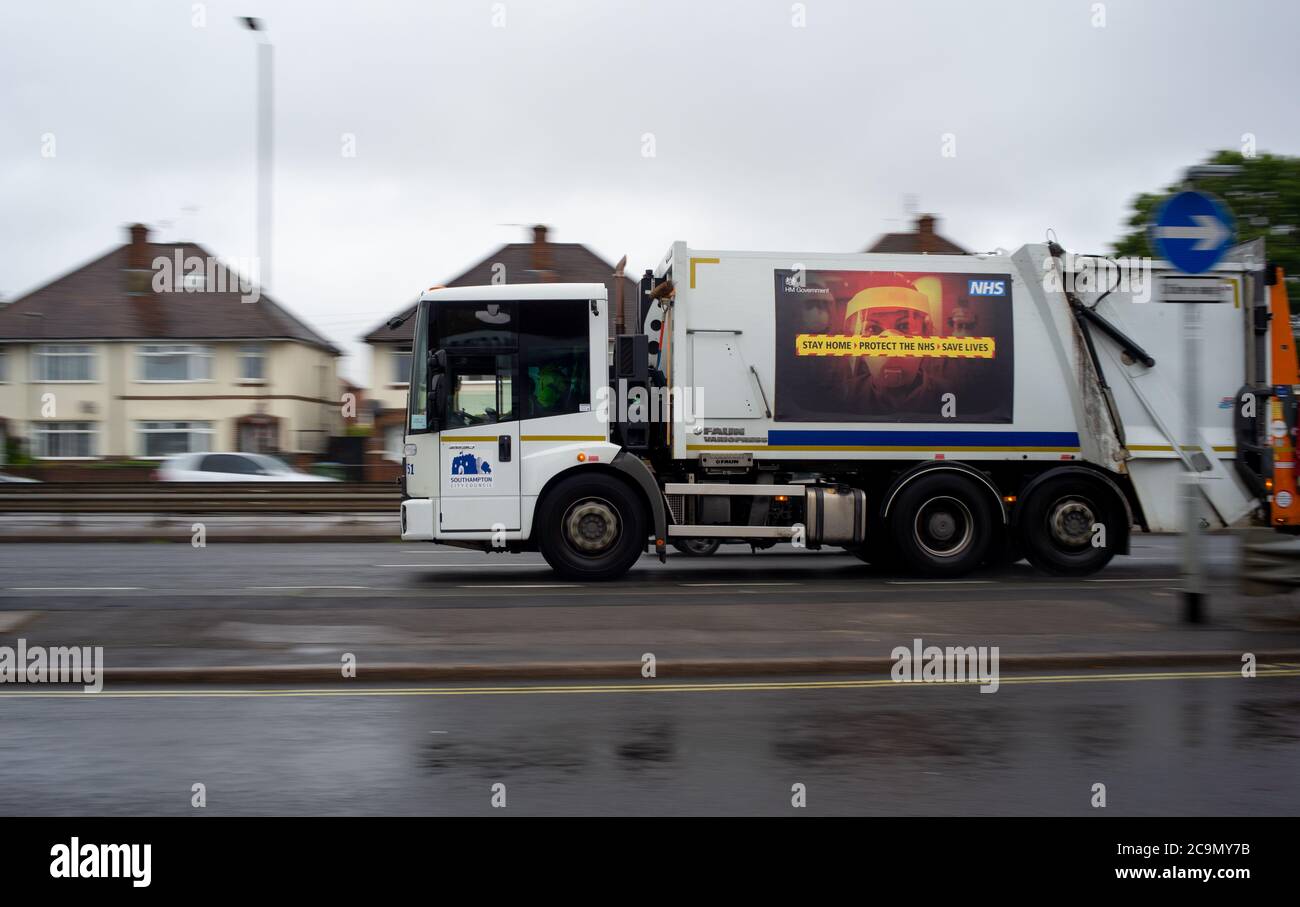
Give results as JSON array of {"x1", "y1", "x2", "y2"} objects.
[{"x1": 156, "y1": 452, "x2": 338, "y2": 482}]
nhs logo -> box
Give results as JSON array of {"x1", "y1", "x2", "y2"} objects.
[{"x1": 968, "y1": 279, "x2": 1007, "y2": 297}]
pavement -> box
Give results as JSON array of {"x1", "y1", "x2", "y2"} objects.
[
  {"x1": 1, "y1": 535, "x2": 1298, "y2": 678},
  {"x1": 0, "y1": 513, "x2": 395, "y2": 542},
  {"x1": 3, "y1": 667, "x2": 1298, "y2": 815}
]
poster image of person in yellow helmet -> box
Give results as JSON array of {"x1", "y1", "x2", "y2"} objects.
[
  {"x1": 841, "y1": 277, "x2": 944, "y2": 415},
  {"x1": 773, "y1": 268, "x2": 1013, "y2": 423}
]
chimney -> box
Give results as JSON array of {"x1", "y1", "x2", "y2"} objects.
[
  {"x1": 123, "y1": 223, "x2": 155, "y2": 295},
  {"x1": 916, "y1": 214, "x2": 937, "y2": 254},
  {"x1": 531, "y1": 224, "x2": 551, "y2": 276},
  {"x1": 126, "y1": 223, "x2": 151, "y2": 270}
]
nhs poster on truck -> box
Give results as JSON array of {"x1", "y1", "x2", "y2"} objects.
[{"x1": 773, "y1": 269, "x2": 1015, "y2": 424}]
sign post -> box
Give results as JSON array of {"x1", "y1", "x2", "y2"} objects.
[{"x1": 1150, "y1": 191, "x2": 1236, "y2": 624}]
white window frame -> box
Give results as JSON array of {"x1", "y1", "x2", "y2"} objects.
[
  {"x1": 238, "y1": 343, "x2": 267, "y2": 383},
  {"x1": 136, "y1": 421, "x2": 215, "y2": 458},
  {"x1": 32, "y1": 344, "x2": 95, "y2": 383},
  {"x1": 392, "y1": 345, "x2": 412, "y2": 386},
  {"x1": 382, "y1": 422, "x2": 404, "y2": 462},
  {"x1": 31, "y1": 421, "x2": 98, "y2": 459},
  {"x1": 136, "y1": 344, "x2": 214, "y2": 383}
]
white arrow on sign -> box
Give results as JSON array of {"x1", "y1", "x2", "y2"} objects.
[{"x1": 1155, "y1": 214, "x2": 1231, "y2": 251}]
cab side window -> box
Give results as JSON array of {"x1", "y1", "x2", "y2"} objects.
[{"x1": 519, "y1": 302, "x2": 590, "y2": 420}]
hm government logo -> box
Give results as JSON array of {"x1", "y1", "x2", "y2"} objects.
[
  {"x1": 783, "y1": 274, "x2": 829, "y2": 294},
  {"x1": 449, "y1": 450, "x2": 493, "y2": 486}
]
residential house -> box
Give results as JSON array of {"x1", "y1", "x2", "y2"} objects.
[
  {"x1": 866, "y1": 214, "x2": 970, "y2": 255},
  {"x1": 0, "y1": 224, "x2": 342, "y2": 466}
]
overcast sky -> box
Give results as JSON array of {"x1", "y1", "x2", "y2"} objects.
[{"x1": 3, "y1": 0, "x2": 1297, "y2": 381}]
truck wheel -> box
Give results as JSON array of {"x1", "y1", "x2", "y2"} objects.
[
  {"x1": 1019, "y1": 473, "x2": 1119, "y2": 576},
  {"x1": 537, "y1": 473, "x2": 646, "y2": 580},
  {"x1": 673, "y1": 538, "x2": 721, "y2": 556},
  {"x1": 845, "y1": 544, "x2": 873, "y2": 564},
  {"x1": 889, "y1": 472, "x2": 994, "y2": 577},
  {"x1": 984, "y1": 528, "x2": 1024, "y2": 568}
]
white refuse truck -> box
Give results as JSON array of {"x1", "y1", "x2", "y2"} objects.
[{"x1": 394, "y1": 239, "x2": 1296, "y2": 579}]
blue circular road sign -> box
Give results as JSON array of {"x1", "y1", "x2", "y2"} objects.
[{"x1": 1150, "y1": 190, "x2": 1236, "y2": 275}]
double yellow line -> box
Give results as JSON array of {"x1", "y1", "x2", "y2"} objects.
[{"x1": 0, "y1": 667, "x2": 1296, "y2": 700}]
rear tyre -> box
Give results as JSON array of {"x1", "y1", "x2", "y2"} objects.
[
  {"x1": 845, "y1": 544, "x2": 875, "y2": 565},
  {"x1": 983, "y1": 528, "x2": 1024, "y2": 569},
  {"x1": 537, "y1": 473, "x2": 646, "y2": 580},
  {"x1": 1019, "y1": 473, "x2": 1120, "y2": 576},
  {"x1": 889, "y1": 472, "x2": 994, "y2": 577},
  {"x1": 673, "y1": 538, "x2": 721, "y2": 557}
]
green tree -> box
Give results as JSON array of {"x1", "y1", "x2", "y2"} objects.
[{"x1": 1113, "y1": 150, "x2": 1300, "y2": 305}]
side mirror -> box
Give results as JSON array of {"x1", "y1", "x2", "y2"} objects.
[
  {"x1": 428, "y1": 348, "x2": 447, "y2": 374},
  {"x1": 429, "y1": 373, "x2": 447, "y2": 430}
]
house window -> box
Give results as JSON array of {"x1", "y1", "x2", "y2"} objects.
[
  {"x1": 382, "y1": 423, "x2": 404, "y2": 461},
  {"x1": 32, "y1": 422, "x2": 97, "y2": 458},
  {"x1": 0, "y1": 347, "x2": 7, "y2": 383},
  {"x1": 392, "y1": 346, "x2": 412, "y2": 385},
  {"x1": 137, "y1": 344, "x2": 213, "y2": 382},
  {"x1": 33, "y1": 344, "x2": 95, "y2": 382},
  {"x1": 237, "y1": 418, "x2": 278, "y2": 453},
  {"x1": 137, "y1": 421, "x2": 214, "y2": 457},
  {"x1": 239, "y1": 344, "x2": 267, "y2": 381}
]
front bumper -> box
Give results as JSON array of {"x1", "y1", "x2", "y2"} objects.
[{"x1": 400, "y1": 498, "x2": 436, "y2": 540}]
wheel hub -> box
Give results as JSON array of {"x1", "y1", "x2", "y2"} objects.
[
  {"x1": 914, "y1": 496, "x2": 973, "y2": 558},
  {"x1": 564, "y1": 499, "x2": 619, "y2": 553},
  {"x1": 927, "y1": 511, "x2": 957, "y2": 541},
  {"x1": 1049, "y1": 498, "x2": 1095, "y2": 547}
]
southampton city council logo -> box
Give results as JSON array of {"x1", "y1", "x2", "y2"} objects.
[{"x1": 449, "y1": 449, "x2": 494, "y2": 487}]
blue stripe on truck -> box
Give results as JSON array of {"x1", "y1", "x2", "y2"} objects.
[{"x1": 766, "y1": 429, "x2": 1081, "y2": 449}]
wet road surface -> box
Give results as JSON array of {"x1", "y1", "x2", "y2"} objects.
[
  {"x1": 2, "y1": 666, "x2": 1298, "y2": 816},
  {"x1": 0, "y1": 535, "x2": 1242, "y2": 612}
]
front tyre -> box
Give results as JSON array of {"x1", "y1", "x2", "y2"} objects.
[
  {"x1": 889, "y1": 472, "x2": 994, "y2": 577},
  {"x1": 537, "y1": 473, "x2": 646, "y2": 580}
]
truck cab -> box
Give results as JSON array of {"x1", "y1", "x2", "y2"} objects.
[{"x1": 399, "y1": 284, "x2": 652, "y2": 576}]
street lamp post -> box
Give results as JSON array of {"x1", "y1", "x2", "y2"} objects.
[{"x1": 240, "y1": 17, "x2": 273, "y2": 292}]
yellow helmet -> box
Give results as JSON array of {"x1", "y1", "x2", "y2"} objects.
[{"x1": 844, "y1": 285, "x2": 939, "y2": 335}]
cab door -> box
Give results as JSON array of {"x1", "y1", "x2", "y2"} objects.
[{"x1": 438, "y1": 348, "x2": 521, "y2": 532}]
